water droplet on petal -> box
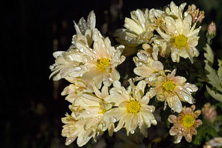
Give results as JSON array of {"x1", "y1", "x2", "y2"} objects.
[
  {"x1": 130, "y1": 130, "x2": 135, "y2": 134},
  {"x1": 80, "y1": 48, "x2": 84, "y2": 52}
]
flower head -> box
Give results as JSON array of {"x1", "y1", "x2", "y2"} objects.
[
  {"x1": 76, "y1": 32, "x2": 125, "y2": 89},
  {"x1": 151, "y1": 69, "x2": 198, "y2": 113},
  {"x1": 168, "y1": 105, "x2": 202, "y2": 143},
  {"x1": 156, "y1": 2, "x2": 201, "y2": 63},
  {"x1": 104, "y1": 80, "x2": 157, "y2": 137},
  {"x1": 61, "y1": 113, "x2": 96, "y2": 147},
  {"x1": 115, "y1": 9, "x2": 154, "y2": 55},
  {"x1": 133, "y1": 50, "x2": 164, "y2": 83}
]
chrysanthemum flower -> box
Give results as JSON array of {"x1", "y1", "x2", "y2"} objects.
[
  {"x1": 116, "y1": 9, "x2": 153, "y2": 46},
  {"x1": 61, "y1": 113, "x2": 96, "y2": 147},
  {"x1": 168, "y1": 105, "x2": 202, "y2": 143},
  {"x1": 75, "y1": 32, "x2": 125, "y2": 89},
  {"x1": 61, "y1": 78, "x2": 89, "y2": 103},
  {"x1": 49, "y1": 49, "x2": 86, "y2": 81},
  {"x1": 115, "y1": 9, "x2": 154, "y2": 55},
  {"x1": 63, "y1": 86, "x2": 115, "y2": 147},
  {"x1": 157, "y1": 2, "x2": 201, "y2": 63},
  {"x1": 50, "y1": 12, "x2": 125, "y2": 89},
  {"x1": 104, "y1": 80, "x2": 157, "y2": 137},
  {"x1": 71, "y1": 85, "x2": 114, "y2": 137},
  {"x1": 133, "y1": 50, "x2": 164, "y2": 83},
  {"x1": 151, "y1": 69, "x2": 198, "y2": 113}
]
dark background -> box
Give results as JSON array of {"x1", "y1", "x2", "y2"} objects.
[{"x1": 2, "y1": 0, "x2": 222, "y2": 147}]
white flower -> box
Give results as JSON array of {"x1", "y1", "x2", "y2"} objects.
[
  {"x1": 49, "y1": 50, "x2": 86, "y2": 81},
  {"x1": 75, "y1": 32, "x2": 125, "y2": 88},
  {"x1": 104, "y1": 80, "x2": 157, "y2": 137},
  {"x1": 151, "y1": 69, "x2": 198, "y2": 113},
  {"x1": 72, "y1": 85, "x2": 115, "y2": 138},
  {"x1": 115, "y1": 9, "x2": 154, "y2": 55},
  {"x1": 133, "y1": 50, "x2": 164, "y2": 83},
  {"x1": 61, "y1": 113, "x2": 96, "y2": 147},
  {"x1": 156, "y1": 2, "x2": 201, "y2": 63}
]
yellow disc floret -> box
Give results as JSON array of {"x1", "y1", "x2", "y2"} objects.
[
  {"x1": 127, "y1": 100, "x2": 141, "y2": 114},
  {"x1": 182, "y1": 115, "x2": 195, "y2": 128},
  {"x1": 174, "y1": 35, "x2": 188, "y2": 48},
  {"x1": 98, "y1": 108, "x2": 106, "y2": 114},
  {"x1": 96, "y1": 58, "x2": 110, "y2": 71},
  {"x1": 163, "y1": 80, "x2": 176, "y2": 91}
]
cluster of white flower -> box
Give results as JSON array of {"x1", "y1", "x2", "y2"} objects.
[{"x1": 50, "y1": 1, "x2": 205, "y2": 147}]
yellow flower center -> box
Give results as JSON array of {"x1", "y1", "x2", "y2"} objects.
[
  {"x1": 96, "y1": 58, "x2": 110, "y2": 71},
  {"x1": 127, "y1": 101, "x2": 141, "y2": 114},
  {"x1": 98, "y1": 108, "x2": 106, "y2": 114},
  {"x1": 182, "y1": 115, "x2": 195, "y2": 128},
  {"x1": 174, "y1": 35, "x2": 188, "y2": 48},
  {"x1": 163, "y1": 80, "x2": 176, "y2": 91}
]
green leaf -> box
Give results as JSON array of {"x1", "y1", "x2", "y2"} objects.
[
  {"x1": 217, "y1": 59, "x2": 222, "y2": 78},
  {"x1": 203, "y1": 44, "x2": 214, "y2": 65},
  {"x1": 205, "y1": 64, "x2": 222, "y2": 92},
  {"x1": 206, "y1": 85, "x2": 222, "y2": 102}
]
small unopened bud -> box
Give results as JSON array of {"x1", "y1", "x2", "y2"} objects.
[
  {"x1": 202, "y1": 103, "x2": 217, "y2": 123},
  {"x1": 206, "y1": 22, "x2": 217, "y2": 44},
  {"x1": 208, "y1": 22, "x2": 216, "y2": 37},
  {"x1": 187, "y1": 4, "x2": 205, "y2": 24}
]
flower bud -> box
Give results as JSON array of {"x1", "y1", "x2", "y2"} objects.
[
  {"x1": 207, "y1": 21, "x2": 216, "y2": 37},
  {"x1": 202, "y1": 103, "x2": 217, "y2": 123}
]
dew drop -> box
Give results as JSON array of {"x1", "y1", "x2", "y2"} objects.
[
  {"x1": 130, "y1": 130, "x2": 135, "y2": 134},
  {"x1": 80, "y1": 48, "x2": 84, "y2": 52},
  {"x1": 109, "y1": 78, "x2": 113, "y2": 82}
]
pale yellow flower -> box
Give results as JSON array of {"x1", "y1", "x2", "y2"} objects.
[
  {"x1": 116, "y1": 9, "x2": 153, "y2": 45},
  {"x1": 157, "y1": 2, "x2": 201, "y2": 63},
  {"x1": 61, "y1": 113, "x2": 96, "y2": 147},
  {"x1": 71, "y1": 85, "x2": 114, "y2": 137},
  {"x1": 115, "y1": 9, "x2": 154, "y2": 55},
  {"x1": 133, "y1": 50, "x2": 164, "y2": 83},
  {"x1": 104, "y1": 80, "x2": 157, "y2": 137},
  {"x1": 151, "y1": 69, "x2": 198, "y2": 113},
  {"x1": 168, "y1": 105, "x2": 202, "y2": 143},
  {"x1": 49, "y1": 49, "x2": 86, "y2": 81},
  {"x1": 50, "y1": 11, "x2": 97, "y2": 81},
  {"x1": 75, "y1": 32, "x2": 125, "y2": 89},
  {"x1": 61, "y1": 78, "x2": 89, "y2": 103},
  {"x1": 50, "y1": 12, "x2": 125, "y2": 89}
]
